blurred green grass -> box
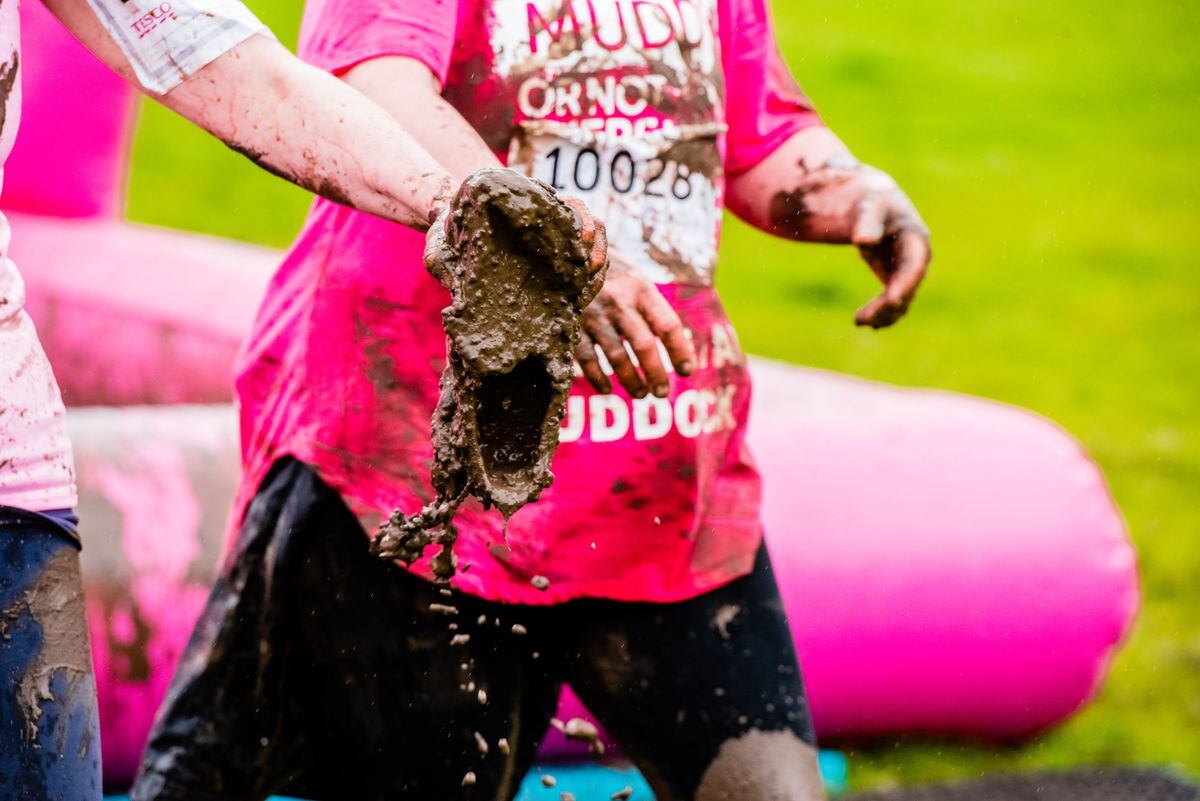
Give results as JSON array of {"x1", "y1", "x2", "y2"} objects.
[{"x1": 125, "y1": 0, "x2": 1200, "y2": 789}]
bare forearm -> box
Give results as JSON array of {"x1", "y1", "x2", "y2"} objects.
[
  {"x1": 342, "y1": 57, "x2": 503, "y2": 182},
  {"x1": 41, "y1": 0, "x2": 453, "y2": 229},
  {"x1": 162, "y1": 38, "x2": 454, "y2": 229},
  {"x1": 727, "y1": 123, "x2": 931, "y2": 328},
  {"x1": 725, "y1": 126, "x2": 856, "y2": 241}
]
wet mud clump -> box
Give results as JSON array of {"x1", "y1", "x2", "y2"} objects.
[{"x1": 372, "y1": 168, "x2": 601, "y2": 579}]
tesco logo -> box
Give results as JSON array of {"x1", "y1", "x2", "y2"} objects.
[{"x1": 131, "y1": 2, "x2": 176, "y2": 38}]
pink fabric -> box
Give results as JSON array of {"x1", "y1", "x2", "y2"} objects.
[
  {"x1": 2, "y1": 0, "x2": 136, "y2": 219},
  {"x1": 0, "y1": 0, "x2": 78, "y2": 512},
  {"x1": 236, "y1": 0, "x2": 820, "y2": 604}
]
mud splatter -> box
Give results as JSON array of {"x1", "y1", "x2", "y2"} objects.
[
  {"x1": 552, "y1": 716, "x2": 605, "y2": 756},
  {"x1": 612, "y1": 786, "x2": 633, "y2": 800},
  {"x1": 0, "y1": 548, "x2": 92, "y2": 740},
  {"x1": 372, "y1": 169, "x2": 599, "y2": 579},
  {"x1": 542, "y1": 774, "x2": 558, "y2": 788},
  {"x1": 711, "y1": 604, "x2": 741, "y2": 641},
  {"x1": 0, "y1": 52, "x2": 19, "y2": 143}
]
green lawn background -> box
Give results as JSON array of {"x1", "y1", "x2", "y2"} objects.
[{"x1": 125, "y1": 0, "x2": 1200, "y2": 789}]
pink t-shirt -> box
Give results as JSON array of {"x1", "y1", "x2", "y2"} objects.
[{"x1": 235, "y1": 0, "x2": 820, "y2": 603}]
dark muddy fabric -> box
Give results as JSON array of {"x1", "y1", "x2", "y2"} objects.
[
  {"x1": 132, "y1": 458, "x2": 814, "y2": 801},
  {"x1": 0, "y1": 506, "x2": 101, "y2": 801},
  {"x1": 30, "y1": 508, "x2": 80, "y2": 543},
  {"x1": 846, "y1": 767, "x2": 1199, "y2": 801}
]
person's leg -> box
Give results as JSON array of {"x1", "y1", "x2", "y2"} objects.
[
  {"x1": 564, "y1": 542, "x2": 825, "y2": 801},
  {"x1": 130, "y1": 460, "x2": 309, "y2": 801},
  {"x1": 132, "y1": 457, "x2": 562, "y2": 801},
  {"x1": 275, "y1": 471, "x2": 564, "y2": 801},
  {"x1": 0, "y1": 507, "x2": 102, "y2": 801}
]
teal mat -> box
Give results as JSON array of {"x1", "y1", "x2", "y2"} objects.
[{"x1": 105, "y1": 751, "x2": 848, "y2": 799}]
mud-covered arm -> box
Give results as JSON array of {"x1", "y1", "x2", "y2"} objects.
[
  {"x1": 718, "y1": 0, "x2": 930, "y2": 328},
  {"x1": 725, "y1": 124, "x2": 931, "y2": 329},
  {"x1": 346, "y1": 56, "x2": 695, "y2": 399},
  {"x1": 42, "y1": 1, "x2": 454, "y2": 230}
]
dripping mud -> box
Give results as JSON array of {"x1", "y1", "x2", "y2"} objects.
[{"x1": 371, "y1": 167, "x2": 600, "y2": 582}]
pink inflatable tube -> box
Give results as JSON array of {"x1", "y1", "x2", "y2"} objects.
[{"x1": 69, "y1": 373, "x2": 1136, "y2": 782}]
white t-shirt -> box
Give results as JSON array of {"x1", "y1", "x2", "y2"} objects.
[{"x1": 0, "y1": 0, "x2": 266, "y2": 513}]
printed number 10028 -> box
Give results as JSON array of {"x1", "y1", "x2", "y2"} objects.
[{"x1": 543, "y1": 145, "x2": 696, "y2": 201}]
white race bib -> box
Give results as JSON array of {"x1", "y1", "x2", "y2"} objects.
[{"x1": 510, "y1": 120, "x2": 726, "y2": 286}]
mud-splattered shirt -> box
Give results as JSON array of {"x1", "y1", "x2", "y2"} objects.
[
  {"x1": 0, "y1": 0, "x2": 77, "y2": 513},
  {"x1": 0, "y1": 0, "x2": 267, "y2": 514},
  {"x1": 235, "y1": 0, "x2": 820, "y2": 603}
]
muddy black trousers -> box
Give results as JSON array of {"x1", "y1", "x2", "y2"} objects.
[
  {"x1": 0, "y1": 507, "x2": 101, "y2": 801},
  {"x1": 132, "y1": 459, "x2": 820, "y2": 801}
]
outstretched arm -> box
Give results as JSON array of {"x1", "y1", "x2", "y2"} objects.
[
  {"x1": 43, "y1": 0, "x2": 454, "y2": 229},
  {"x1": 725, "y1": 125, "x2": 932, "y2": 329}
]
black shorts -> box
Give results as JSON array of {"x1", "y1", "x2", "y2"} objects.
[{"x1": 132, "y1": 459, "x2": 821, "y2": 801}]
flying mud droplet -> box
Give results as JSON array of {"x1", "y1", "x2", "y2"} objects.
[
  {"x1": 451, "y1": 633, "x2": 471, "y2": 646},
  {"x1": 477, "y1": 614, "x2": 488, "y2": 625},
  {"x1": 429, "y1": 603, "x2": 459, "y2": 615},
  {"x1": 542, "y1": 774, "x2": 558, "y2": 788},
  {"x1": 477, "y1": 688, "x2": 489, "y2": 705},
  {"x1": 552, "y1": 717, "x2": 605, "y2": 756},
  {"x1": 612, "y1": 786, "x2": 633, "y2": 800},
  {"x1": 462, "y1": 771, "x2": 477, "y2": 787},
  {"x1": 531, "y1": 575, "x2": 550, "y2": 591},
  {"x1": 562, "y1": 793, "x2": 577, "y2": 801},
  {"x1": 711, "y1": 604, "x2": 740, "y2": 640},
  {"x1": 498, "y1": 737, "x2": 511, "y2": 755},
  {"x1": 474, "y1": 731, "x2": 489, "y2": 756},
  {"x1": 372, "y1": 168, "x2": 602, "y2": 577},
  {"x1": 511, "y1": 623, "x2": 528, "y2": 636}
]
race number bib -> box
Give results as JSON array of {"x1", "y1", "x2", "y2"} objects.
[{"x1": 510, "y1": 121, "x2": 726, "y2": 286}]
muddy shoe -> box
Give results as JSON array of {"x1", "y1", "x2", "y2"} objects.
[
  {"x1": 426, "y1": 167, "x2": 600, "y2": 513},
  {"x1": 374, "y1": 168, "x2": 602, "y2": 573}
]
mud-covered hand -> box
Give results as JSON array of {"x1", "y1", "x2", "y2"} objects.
[
  {"x1": 561, "y1": 197, "x2": 610, "y2": 279},
  {"x1": 422, "y1": 180, "x2": 609, "y2": 288},
  {"x1": 575, "y1": 251, "x2": 697, "y2": 399},
  {"x1": 772, "y1": 157, "x2": 931, "y2": 328}
]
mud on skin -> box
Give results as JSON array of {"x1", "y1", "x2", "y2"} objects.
[{"x1": 372, "y1": 168, "x2": 600, "y2": 580}]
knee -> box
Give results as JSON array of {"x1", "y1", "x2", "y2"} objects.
[{"x1": 695, "y1": 729, "x2": 826, "y2": 801}]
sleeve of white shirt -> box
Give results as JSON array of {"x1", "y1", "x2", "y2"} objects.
[{"x1": 84, "y1": 0, "x2": 273, "y2": 94}]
